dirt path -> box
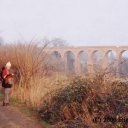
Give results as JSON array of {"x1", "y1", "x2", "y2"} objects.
[{"x1": 0, "y1": 105, "x2": 43, "y2": 128}]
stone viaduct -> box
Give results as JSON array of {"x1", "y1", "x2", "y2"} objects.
[{"x1": 45, "y1": 46, "x2": 128, "y2": 75}]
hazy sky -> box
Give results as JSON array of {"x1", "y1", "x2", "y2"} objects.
[{"x1": 0, "y1": 0, "x2": 128, "y2": 46}]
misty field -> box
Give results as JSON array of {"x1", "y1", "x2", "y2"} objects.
[{"x1": 0, "y1": 43, "x2": 128, "y2": 128}]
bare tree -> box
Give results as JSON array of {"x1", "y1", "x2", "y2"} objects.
[
  {"x1": 41, "y1": 37, "x2": 69, "y2": 75},
  {"x1": 42, "y1": 37, "x2": 69, "y2": 48},
  {"x1": 50, "y1": 38, "x2": 68, "y2": 47}
]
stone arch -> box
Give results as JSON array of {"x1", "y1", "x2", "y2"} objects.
[
  {"x1": 65, "y1": 51, "x2": 75, "y2": 74},
  {"x1": 120, "y1": 50, "x2": 128, "y2": 77},
  {"x1": 78, "y1": 51, "x2": 88, "y2": 74},
  {"x1": 92, "y1": 50, "x2": 103, "y2": 72},
  {"x1": 50, "y1": 51, "x2": 63, "y2": 72},
  {"x1": 51, "y1": 51, "x2": 61, "y2": 59},
  {"x1": 106, "y1": 50, "x2": 116, "y2": 64},
  {"x1": 106, "y1": 50, "x2": 117, "y2": 76}
]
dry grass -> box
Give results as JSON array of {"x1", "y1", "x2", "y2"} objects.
[
  {"x1": 0, "y1": 42, "x2": 55, "y2": 107},
  {"x1": 0, "y1": 42, "x2": 67, "y2": 109}
]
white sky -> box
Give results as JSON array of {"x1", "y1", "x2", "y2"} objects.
[{"x1": 0, "y1": 0, "x2": 128, "y2": 46}]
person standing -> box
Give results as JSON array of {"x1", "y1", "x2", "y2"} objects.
[{"x1": 1, "y1": 62, "x2": 14, "y2": 106}]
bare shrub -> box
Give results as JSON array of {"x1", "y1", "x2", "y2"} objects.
[
  {"x1": 0, "y1": 42, "x2": 57, "y2": 107},
  {"x1": 39, "y1": 75, "x2": 128, "y2": 128}
]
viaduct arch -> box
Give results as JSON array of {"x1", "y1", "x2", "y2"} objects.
[{"x1": 45, "y1": 46, "x2": 128, "y2": 76}]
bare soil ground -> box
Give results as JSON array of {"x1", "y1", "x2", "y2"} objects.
[{"x1": 0, "y1": 104, "x2": 43, "y2": 128}]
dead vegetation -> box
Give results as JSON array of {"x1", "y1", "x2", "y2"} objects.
[
  {"x1": 39, "y1": 75, "x2": 128, "y2": 128},
  {"x1": 0, "y1": 43, "x2": 127, "y2": 128}
]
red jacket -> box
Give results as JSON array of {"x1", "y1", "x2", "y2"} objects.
[{"x1": 2, "y1": 68, "x2": 14, "y2": 84}]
